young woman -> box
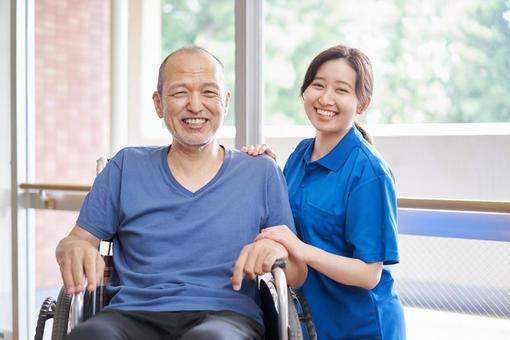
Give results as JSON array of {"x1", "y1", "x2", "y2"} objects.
[{"x1": 244, "y1": 45, "x2": 406, "y2": 339}]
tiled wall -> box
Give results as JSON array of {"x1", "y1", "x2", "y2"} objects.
[{"x1": 34, "y1": 0, "x2": 111, "y2": 289}]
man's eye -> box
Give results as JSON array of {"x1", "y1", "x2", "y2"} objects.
[
  {"x1": 171, "y1": 91, "x2": 187, "y2": 97},
  {"x1": 204, "y1": 90, "x2": 218, "y2": 97}
]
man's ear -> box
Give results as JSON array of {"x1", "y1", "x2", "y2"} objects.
[
  {"x1": 223, "y1": 90, "x2": 232, "y2": 116},
  {"x1": 153, "y1": 91, "x2": 164, "y2": 118}
]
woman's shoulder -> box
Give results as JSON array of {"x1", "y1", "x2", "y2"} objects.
[
  {"x1": 354, "y1": 141, "x2": 394, "y2": 180},
  {"x1": 289, "y1": 138, "x2": 313, "y2": 158},
  {"x1": 296, "y1": 138, "x2": 314, "y2": 151}
]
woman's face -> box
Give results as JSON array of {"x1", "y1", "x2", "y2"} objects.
[{"x1": 302, "y1": 58, "x2": 360, "y2": 137}]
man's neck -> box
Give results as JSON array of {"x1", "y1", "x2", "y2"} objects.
[
  {"x1": 167, "y1": 140, "x2": 225, "y2": 192},
  {"x1": 169, "y1": 140, "x2": 222, "y2": 167}
]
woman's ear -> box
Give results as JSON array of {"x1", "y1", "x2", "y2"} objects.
[{"x1": 357, "y1": 97, "x2": 372, "y2": 114}]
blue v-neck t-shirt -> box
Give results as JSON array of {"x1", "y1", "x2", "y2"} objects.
[
  {"x1": 76, "y1": 145, "x2": 295, "y2": 325},
  {"x1": 284, "y1": 127, "x2": 405, "y2": 339}
]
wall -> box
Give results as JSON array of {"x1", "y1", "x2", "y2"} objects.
[
  {"x1": 34, "y1": 0, "x2": 111, "y2": 292},
  {"x1": 266, "y1": 130, "x2": 510, "y2": 201}
]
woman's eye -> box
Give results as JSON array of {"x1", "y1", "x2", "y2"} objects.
[
  {"x1": 312, "y1": 83, "x2": 324, "y2": 89},
  {"x1": 336, "y1": 88, "x2": 348, "y2": 93}
]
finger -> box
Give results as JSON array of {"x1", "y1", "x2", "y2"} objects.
[
  {"x1": 84, "y1": 253, "x2": 98, "y2": 292},
  {"x1": 255, "y1": 230, "x2": 284, "y2": 244},
  {"x1": 253, "y1": 247, "x2": 271, "y2": 276},
  {"x1": 240, "y1": 146, "x2": 248, "y2": 152},
  {"x1": 231, "y1": 248, "x2": 248, "y2": 291},
  {"x1": 243, "y1": 246, "x2": 259, "y2": 280},
  {"x1": 71, "y1": 252, "x2": 85, "y2": 293},
  {"x1": 60, "y1": 260, "x2": 76, "y2": 295},
  {"x1": 265, "y1": 148, "x2": 277, "y2": 160},
  {"x1": 255, "y1": 144, "x2": 268, "y2": 155},
  {"x1": 262, "y1": 252, "x2": 278, "y2": 273},
  {"x1": 254, "y1": 228, "x2": 269, "y2": 241},
  {"x1": 254, "y1": 233, "x2": 269, "y2": 242},
  {"x1": 96, "y1": 256, "x2": 105, "y2": 287}
]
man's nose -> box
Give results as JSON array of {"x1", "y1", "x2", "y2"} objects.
[
  {"x1": 187, "y1": 92, "x2": 204, "y2": 113},
  {"x1": 318, "y1": 88, "x2": 334, "y2": 106}
]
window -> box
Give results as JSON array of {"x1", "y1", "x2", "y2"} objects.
[
  {"x1": 264, "y1": 0, "x2": 510, "y2": 125},
  {"x1": 161, "y1": 0, "x2": 236, "y2": 126}
]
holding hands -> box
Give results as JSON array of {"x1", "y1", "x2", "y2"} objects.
[{"x1": 256, "y1": 226, "x2": 308, "y2": 263}]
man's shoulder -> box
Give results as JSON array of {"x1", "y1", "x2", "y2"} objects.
[
  {"x1": 228, "y1": 147, "x2": 279, "y2": 171},
  {"x1": 108, "y1": 146, "x2": 168, "y2": 169},
  {"x1": 223, "y1": 148, "x2": 282, "y2": 185},
  {"x1": 111, "y1": 145, "x2": 166, "y2": 163}
]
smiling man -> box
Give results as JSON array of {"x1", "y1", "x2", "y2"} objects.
[{"x1": 56, "y1": 47, "x2": 306, "y2": 340}]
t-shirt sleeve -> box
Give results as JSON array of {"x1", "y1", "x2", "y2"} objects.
[
  {"x1": 76, "y1": 153, "x2": 123, "y2": 240},
  {"x1": 345, "y1": 175, "x2": 399, "y2": 265},
  {"x1": 263, "y1": 161, "x2": 296, "y2": 233}
]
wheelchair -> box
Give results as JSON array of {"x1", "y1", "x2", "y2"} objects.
[
  {"x1": 35, "y1": 244, "x2": 315, "y2": 340},
  {"x1": 35, "y1": 159, "x2": 316, "y2": 340}
]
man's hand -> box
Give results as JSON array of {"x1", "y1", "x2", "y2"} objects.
[
  {"x1": 55, "y1": 225, "x2": 103, "y2": 295},
  {"x1": 231, "y1": 239, "x2": 288, "y2": 291}
]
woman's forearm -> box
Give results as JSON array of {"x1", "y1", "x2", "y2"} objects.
[{"x1": 302, "y1": 243, "x2": 382, "y2": 289}]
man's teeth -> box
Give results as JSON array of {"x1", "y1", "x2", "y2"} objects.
[
  {"x1": 184, "y1": 118, "x2": 206, "y2": 124},
  {"x1": 317, "y1": 109, "x2": 336, "y2": 117}
]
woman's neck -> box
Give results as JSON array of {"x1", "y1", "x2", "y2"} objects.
[{"x1": 312, "y1": 126, "x2": 352, "y2": 161}]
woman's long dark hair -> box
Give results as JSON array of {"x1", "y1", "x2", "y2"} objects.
[{"x1": 301, "y1": 45, "x2": 374, "y2": 144}]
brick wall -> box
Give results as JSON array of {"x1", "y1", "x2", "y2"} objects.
[{"x1": 34, "y1": 0, "x2": 111, "y2": 289}]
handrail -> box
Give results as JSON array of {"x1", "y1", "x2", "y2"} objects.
[
  {"x1": 19, "y1": 183, "x2": 91, "y2": 192},
  {"x1": 19, "y1": 183, "x2": 510, "y2": 213},
  {"x1": 397, "y1": 197, "x2": 510, "y2": 214}
]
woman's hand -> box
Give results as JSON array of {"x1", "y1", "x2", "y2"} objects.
[
  {"x1": 255, "y1": 225, "x2": 307, "y2": 263},
  {"x1": 240, "y1": 144, "x2": 277, "y2": 161}
]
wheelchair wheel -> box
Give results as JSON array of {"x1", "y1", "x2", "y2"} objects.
[
  {"x1": 51, "y1": 287, "x2": 72, "y2": 340},
  {"x1": 291, "y1": 289, "x2": 317, "y2": 340},
  {"x1": 287, "y1": 288, "x2": 303, "y2": 340}
]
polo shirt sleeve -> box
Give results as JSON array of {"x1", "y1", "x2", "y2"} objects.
[
  {"x1": 345, "y1": 175, "x2": 399, "y2": 265},
  {"x1": 76, "y1": 152, "x2": 123, "y2": 240},
  {"x1": 263, "y1": 159, "x2": 296, "y2": 233}
]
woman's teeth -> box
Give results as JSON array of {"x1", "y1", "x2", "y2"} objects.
[{"x1": 317, "y1": 109, "x2": 336, "y2": 117}]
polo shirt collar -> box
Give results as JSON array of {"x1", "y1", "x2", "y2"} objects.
[{"x1": 303, "y1": 126, "x2": 363, "y2": 172}]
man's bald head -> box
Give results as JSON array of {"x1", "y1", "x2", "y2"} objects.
[{"x1": 156, "y1": 46, "x2": 225, "y2": 96}]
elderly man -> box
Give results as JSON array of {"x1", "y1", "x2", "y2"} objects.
[{"x1": 56, "y1": 46, "x2": 306, "y2": 340}]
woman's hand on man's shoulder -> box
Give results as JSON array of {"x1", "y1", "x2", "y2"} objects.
[{"x1": 240, "y1": 144, "x2": 277, "y2": 161}]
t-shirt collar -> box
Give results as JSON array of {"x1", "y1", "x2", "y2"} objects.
[{"x1": 303, "y1": 126, "x2": 363, "y2": 172}]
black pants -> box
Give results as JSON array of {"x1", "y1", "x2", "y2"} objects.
[{"x1": 66, "y1": 309, "x2": 264, "y2": 340}]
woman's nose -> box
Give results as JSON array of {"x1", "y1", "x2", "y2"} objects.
[{"x1": 318, "y1": 89, "x2": 334, "y2": 106}]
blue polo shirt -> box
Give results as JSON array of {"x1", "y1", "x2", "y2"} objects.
[{"x1": 284, "y1": 127, "x2": 405, "y2": 339}]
